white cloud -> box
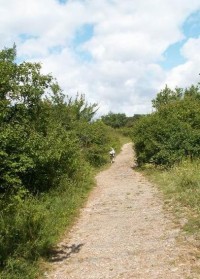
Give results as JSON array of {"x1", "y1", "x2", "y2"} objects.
[
  {"x1": 0, "y1": 0, "x2": 200, "y2": 115},
  {"x1": 0, "y1": 0, "x2": 88, "y2": 51},
  {"x1": 162, "y1": 37, "x2": 200, "y2": 89},
  {"x1": 181, "y1": 37, "x2": 200, "y2": 60}
]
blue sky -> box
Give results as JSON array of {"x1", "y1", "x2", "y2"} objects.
[
  {"x1": 58, "y1": 0, "x2": 68, "y2": 4},
  {"x1": 72, "y1": 23, "x2": 94, "y2": 61},
  {"x1": 0, "y1": 0, "x2": 200, "y2": 115},
  {"x1": 161, "y1": 42, "x2": 186, "y2": 70},
  {"x1": 161, "y1": 10, "x2": 200, "y2": 70}
]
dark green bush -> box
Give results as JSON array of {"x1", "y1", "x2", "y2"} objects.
[
  {"x1": 133, "y1": 94, "x2": 200, "y2": 166},
  {"x1": 101, "y1": 112, "x2": 128, "y2": 128}
]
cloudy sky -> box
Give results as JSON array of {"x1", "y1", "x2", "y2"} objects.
[{"x1": 0, "y1": 0, "x2": 200, "y2": 116}]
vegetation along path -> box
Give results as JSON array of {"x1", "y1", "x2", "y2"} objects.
[{"x1": 46, "y1": 143, "x2": 195, "y2": 279}]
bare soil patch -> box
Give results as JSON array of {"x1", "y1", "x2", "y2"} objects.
[{"x1": 45, "y1": 143, "x2": 198, "y2": 279}]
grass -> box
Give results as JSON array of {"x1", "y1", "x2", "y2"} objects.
[
  {"x1": 142, "y1": 159, "x2": 200, "y2": 236},
  {"x1": 118, "y1": 134, "x2": 131, "y2": 146},
  {"x1": 141, "y1": 159, "x2": 200, "y2": 276}
]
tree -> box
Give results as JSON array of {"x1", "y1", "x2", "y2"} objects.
[
  {"x1": 152, "y1": 85, "x2": 183, "y2": 111},
  {"x1": 184, "y1": 84, "x2": 200, "y2": 100},
  {"x1": 133, "y1": 84, "x2": 200, "y2": 166},
  {"x1": 125, "y1": 114, "x2": 144, "y2": 128},
  {"x1": 0, "y1": 45, "x2": 115, "y2": 193},
  {"x1": 101, "y1": 112, "x2": 128, "y2": 128},
  {"x1": 0, "y1": 45, "x2": 81, "y2": 193}
]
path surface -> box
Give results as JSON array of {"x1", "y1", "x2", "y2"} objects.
[{"x1": 46, "y1": 143, "x2": 195, "y2": 279}]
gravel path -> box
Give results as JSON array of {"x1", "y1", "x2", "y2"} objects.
[{"x1": 46, "y1": 143, "x2": 195, "y2": 279}]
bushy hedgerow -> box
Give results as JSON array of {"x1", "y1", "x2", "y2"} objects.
[
  {"x1": 0, "y1": 45, "x2": 121, "y2": 278},
  {"x1": 132, "y1": 94, "x2": 200, "y2": 166},
  {"x1": 75, "y1": 120, "x2": 120, "y2": 167}
]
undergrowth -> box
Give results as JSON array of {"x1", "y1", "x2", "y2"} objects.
[{"x1": 0, "y1": 172, "x2": 94, "y2": 279}]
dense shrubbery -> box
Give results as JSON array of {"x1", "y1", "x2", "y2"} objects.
[
  {"x1": 132, "y1": 84, "x2": 200, "y2": 166},
  {"x1": 101, "y1": 112, "x2": 144, "y2": 138},
  {"x1": 0, "y1": 46, "x2": 121, "y2": 278},
  {"x1": 101, "y1": 112, "x2": 128, "y2": 128},
  {"x1": 75, "y1": 120, "x2": 119, "y2": 166}
]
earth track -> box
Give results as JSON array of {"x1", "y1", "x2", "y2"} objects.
[{"x1": 46, "y1": 143, "x2": 196, "y2": 279}]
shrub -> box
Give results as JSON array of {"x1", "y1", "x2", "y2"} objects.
[
  {"x1": 132, "y1": 97, "x2": 200, "y2": 166},
  {"x1": 0, "y1": 45, "x2": 122, "y2": 279},
  {"x1": 75, "y1": 120, "x2": 121, "y2": 167}
]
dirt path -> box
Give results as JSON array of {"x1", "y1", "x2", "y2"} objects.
[{"x1": 46, "y1": 143, "x2": 195, "y2": 279}]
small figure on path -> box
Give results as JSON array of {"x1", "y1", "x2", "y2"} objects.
[{"x1": 109, "y1": 147, "x2": 115, "y2": 163}]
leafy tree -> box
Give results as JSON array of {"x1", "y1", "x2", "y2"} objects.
[
  {"x1": 152, "y1": 85, "x2": 183, "y2": 111},
  {"x1": 0, "y1": 45, "x2": 119, "y2": 194},
  {"x1": 0, "y1": 46, "x2": 83, "y2": 193},
  {"x1": 51, "y1": 93, "x2": 98, "y2": 132},
  {"x1": 0, "y1": 45, "x2": 122, "y2": 277},
  {"x1": 101, "y1": 112, "x2": 128, "y2": 128},
  {"x1": 75, "y1": 120, "x2": 120, "y2": 167},
  {"x1": 133, "y1": 84, "x2": 200, "y2": 166},
  {"x1": 125, "y1": 114, "x2": 144, "y2": 127},
  {"x1": 184, "y1": 84, "x2": 200, "y2": 100}
]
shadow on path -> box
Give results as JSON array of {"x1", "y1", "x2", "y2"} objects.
[{"x1": 49, "y1": 243, "x2": 84, "y2": 263}]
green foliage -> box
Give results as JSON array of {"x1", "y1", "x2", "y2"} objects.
[
  {"x1": 152, "y1": 85, "x2": 183, "y2": 110},
  {"x1": 0, "y1": 45, "x2": 62, "y2": 193},
  {"x1": 0, "y1": 47, "x2": 97, "y2": 193},
  {"x1": 51, "y1": 93, "x2": 98, "y2": 131},
  {"x1": 184, "y1": 84, "x2": 200, "y2": 100},
  {"x1": 0, "y1": 195, "x2": 48, "y2": 266},
  {"x1": 101, "y1": 112, "x2": 144, "y2": 139},
  {"x1": 0, "y1": 258, "x2": 37, "y2": 279},
  {"x1": 76, "y1": 120, "x2": 120, "y2": 167},
  {"x1": 0, "y1": 45, "x2": 122, "y2": 278},
  {"x1": 117, "y1": 114, "x2": 144, "y2": 138},
  {"x1": 125, "y1": 114, "x2": 144, "y2": 127},
  {"x1": 133, "y1": 85, "x2": 200, "y2": 166},
  {"x1": 101, "y1": 112, "x2": 128, "y2": 128},
  {"x1": 0, "y1": 173, "x2": 93, "y2": 279}
]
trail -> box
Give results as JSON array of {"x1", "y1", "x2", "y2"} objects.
[{"x1": 46, "y1": 143, "x2": 196, "y2": 279}]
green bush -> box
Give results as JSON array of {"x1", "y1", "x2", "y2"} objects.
[
  {"x1": 101, "y1": 112, "x2": 128, "y2": 128},
  {"x1": 75, "y1": 120, "x2": 121, "y2": 167},
  {"x1": 0, "y1": 194, "x2": 48, "y2": 267},
  {"x1": 0, "y1": 170, "x2": 93, "y2": 278},
  {"x1": 0, "y1": 45, "x2": 122, "y2": 278},
  {"x1": 132, "y1": 96, "x2": 200, "y2": 166}
]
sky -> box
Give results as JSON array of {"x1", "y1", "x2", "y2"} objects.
[{"x1": 0, "y1": 0, "x2": 200, "y2": 116}]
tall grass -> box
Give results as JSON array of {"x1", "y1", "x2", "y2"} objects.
[
  {"x1": 0, "y1": 171, "x2": 94, "y2": 279},
  {"x1": 144, "y1": 159, "x2": 200, "y2": 235}
]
